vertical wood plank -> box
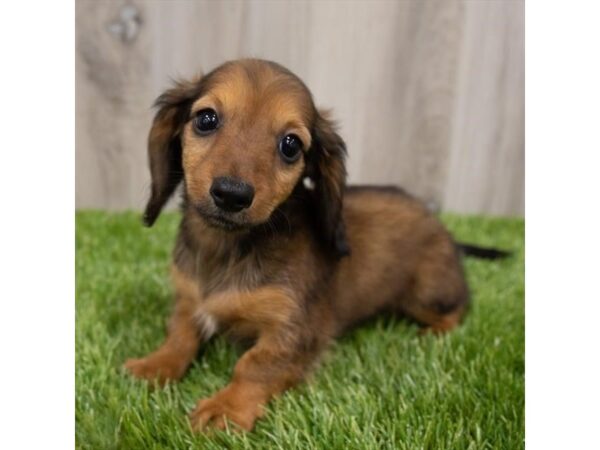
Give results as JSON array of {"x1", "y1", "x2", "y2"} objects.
[
  {"x1": 444, "y1": 0, "x2": 525, "y2": 215},
  {"x1": 76, "y1": 0, "x2": 153, "y2": 210}
]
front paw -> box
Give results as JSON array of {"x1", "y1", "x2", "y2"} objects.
[
  {"x1": 124, "y1": 353, "x2": 184, "y2": 386},
  {"x1": 189, "y1": 386, "x2": 264, "y2": 432}
]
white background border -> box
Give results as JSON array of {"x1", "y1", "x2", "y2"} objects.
[
  {"x1": 0, "y1": 1, "x2": 74, "y2": 448},
  {"x1": 526, "y1": 0, "x2": 600, "y2": 448}
]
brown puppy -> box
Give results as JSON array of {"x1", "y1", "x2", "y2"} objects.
[{"x1": 124, "y1": 59, "x2": 480, "y2": 431}]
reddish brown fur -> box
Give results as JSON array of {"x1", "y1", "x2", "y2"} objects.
[{"x1": 125, "y1": 59, "x2": 469, "y2": 432}]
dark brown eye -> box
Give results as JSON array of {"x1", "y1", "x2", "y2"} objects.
[
  {"x1": 279, "y1": 134, "x2": 303, "y2": 163},
  {"x1": 193, "y1": 108, "x2": 219, "y2": 135}
]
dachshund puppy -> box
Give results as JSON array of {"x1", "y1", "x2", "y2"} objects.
[{"x1": 124, "y1": 59, "x2": 500, "y2": 431}]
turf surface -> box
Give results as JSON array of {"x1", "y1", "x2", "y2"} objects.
[{"x1": 76, "y1": 211, "x2": 524, "y2": 449}]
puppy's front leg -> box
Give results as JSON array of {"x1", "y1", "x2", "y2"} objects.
[
  {"x1": 189, "y1": 287, "x2": 322, "y2": 431},
  {"x1": 124, "y1": 266, "x2": 204, "y2": 385}
]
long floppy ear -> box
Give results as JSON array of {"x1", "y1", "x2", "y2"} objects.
[
  {"x1": 307, "y1": 110, "x2": 350, "y2": 257},
  {"x1": 143, "y1": 77, "x2": 203, "y2": 226}
]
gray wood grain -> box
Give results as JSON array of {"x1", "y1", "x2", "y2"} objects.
[{"x1": 76, "y1": 0, "x2": 524, "y2": 216}]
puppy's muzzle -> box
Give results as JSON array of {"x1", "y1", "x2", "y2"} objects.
[{"x1": 210, "y1": 177, "x2": 255, "y2": 213}]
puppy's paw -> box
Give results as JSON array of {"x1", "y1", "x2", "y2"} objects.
[
  {"x1": 189, "y1": 389, "x2": 263, "y2": 432},
  {"x1": 123, "y1": 353, "x2": 184, "y2": 386}
]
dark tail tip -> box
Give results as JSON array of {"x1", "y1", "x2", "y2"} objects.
[
  {"x1": 457, "y1": 242, "x2": 512, "y2": 260},
  {"x1": 142, "y1": 210, "x2": 157, "y2": 227}
]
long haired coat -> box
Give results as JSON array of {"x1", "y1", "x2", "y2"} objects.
[{"x1": 125, "y1": 59, "x2": 497, "y2": 431}]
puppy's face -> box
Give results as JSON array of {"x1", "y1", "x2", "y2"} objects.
[
  {"x1": 181, "y1": 63, "x2": 313, "y2": 230},
  {"x1": 144, "y1": 59, "x2": 349, "y2": 255}
]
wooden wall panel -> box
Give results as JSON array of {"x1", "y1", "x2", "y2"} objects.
[
  {"x1": 76, "y1": 0, "x2": 154, "y2": 210},
  {"x1": 76, "y1": 0, "x2": 524, "y2": 216},
  {"x1": 443, "y1": 0, "x2": 525, "y2": 214}
]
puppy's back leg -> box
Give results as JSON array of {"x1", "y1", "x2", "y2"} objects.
[
  {"x1": 403, "y1": 243, "x2": 469, "y2": 334},
  {"x1": 407, "y1": 303, "x2": 466, "y2": 334}
]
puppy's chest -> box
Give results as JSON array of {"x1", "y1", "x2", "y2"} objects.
[
  {"x1": 193, "y1": 252, "x2": 270, "y2": 340},
  {"x1": 200, "y1": 251, "x2": 266, "y2": 295}
]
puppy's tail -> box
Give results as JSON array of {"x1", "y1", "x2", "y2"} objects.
[{"x1": 456, "y1": 242, "x2": 511, "y2": 260}]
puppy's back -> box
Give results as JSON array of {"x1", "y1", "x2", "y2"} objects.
[{"x1": 327, "y1": 186, "x2": 463, "y2": 332}]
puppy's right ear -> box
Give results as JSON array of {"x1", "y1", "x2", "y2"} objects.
[{"x1": 143, "y1": 77, "x2": 203, "y2": 226}]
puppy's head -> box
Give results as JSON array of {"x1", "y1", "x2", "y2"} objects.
[{"x1": 143, "y1": 59, "x2": 348, "y2": 256}]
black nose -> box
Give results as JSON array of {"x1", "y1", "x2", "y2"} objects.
[{"x1": 210, "y1": 177, "x2": 255, "y2": 212}]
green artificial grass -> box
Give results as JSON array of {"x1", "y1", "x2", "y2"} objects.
[{"x1": 76, "y1": 211, "x2": 524, "y2": 450}]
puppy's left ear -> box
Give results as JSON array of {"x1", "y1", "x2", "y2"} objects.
[
  {"x1": 308, "y1": 110, "x2": 350, "y2": 257},
  {"x1": 143, "y1": 77, "x2": 202, "y2": 226}
]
